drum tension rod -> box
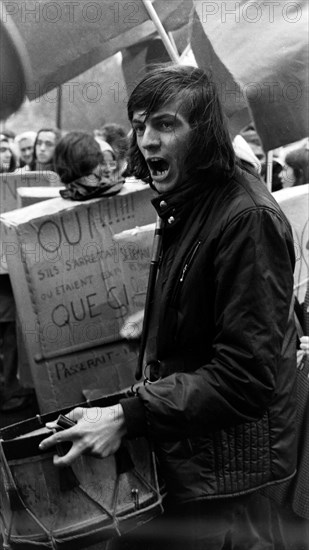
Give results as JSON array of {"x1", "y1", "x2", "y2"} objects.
[{"x1": 131, "y1": 488, "x2": 140, "y2": 511}]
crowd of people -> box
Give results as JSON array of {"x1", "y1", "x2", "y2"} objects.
[
  {"x1": 0, "y1": 65, "x2": 309, "y2": 549},
  {"x1": 1, "y1": 123, "x2": 308, "y2": 194},
  {"x1": 0, "y1": 123, "x2": 130, "y2": 412},
  {"x1": 0, "y1": 123, "x2": 130, "y2": 178}
]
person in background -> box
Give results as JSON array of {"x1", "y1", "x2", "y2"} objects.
[
  {"x1": 95, "y1": 123, "x2": 129, "y2": 177},
  {"x1": 95, "y1": 137, "x2": 119, "y2": 181},
  {"x1": 0, "y1": 276, "x2": 35, "y2": 412},
  {"x1": 0, "y1": 129, "x2": 16, "y2": 144},
  {"x1": 0, "y1": 135, "x2": 35, "y2": 411},
  {"x1": 261, "y1": 158, "x2": 285, "y2": 192},
  {"x1": 14, "y1": 131, "x2": 36, "y2": 169},
  {"x1": 279, "y1": 146, "x2": 309, "y2": 188},
  {"x1": 239, "y1": 122, "x2": 265, "y2": 163},
  {"x1": 40, "y1": 66, "x2": 297, "y2": 549},
  {"x1": 0, "y1": 134, "x2": 17, "y2": 172},
  {"x1": 296, "y1": 293, "x2": 309, "y2": 367},
  {"x1": 266, "y1": 281, "x2": 309, "y2": 549},
  {"x1": 53, "y1": 131, "x2": 124, "y2": 201},
  {"x1": 29, "y1": 127, "x2": 61, "y2": 171}
]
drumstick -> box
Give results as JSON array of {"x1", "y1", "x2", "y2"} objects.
[{"x1": 52, "y1": 415, "x2": 80, "y2": 491}]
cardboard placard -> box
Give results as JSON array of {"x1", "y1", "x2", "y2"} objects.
[
  {"x1": 0, "y1": 171, "x2": 61, "y2": 274},
  {"x1": 0, "y1": 171, "x2": 60, "y2": 213},
  {"x1": 17, "y1": 186, "x2": 65, "y2": 208},
  {"x1": 0, "y1": 181, "x2": 155, "y2": 411},
  {"x1": 114, "y1": 224, "x2": 155, "y2": 311}
]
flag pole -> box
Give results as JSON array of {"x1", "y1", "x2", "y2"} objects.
[
  {"x1": 135, "y1": 2, "x2": 180, "y2": 380},
  {"x1": 266, "y1": 150, "x2": 273, "y2": 192},
  {"x1": 56, "y1": 85, "x2": 62, "y2": 130},
  {"x1": 142, "y1": 0, "x2": 181, "y2": 63}
]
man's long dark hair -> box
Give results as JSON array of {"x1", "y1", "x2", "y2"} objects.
[{"x1": 127, "y1": 65, "x2": 236, "y2": 182}]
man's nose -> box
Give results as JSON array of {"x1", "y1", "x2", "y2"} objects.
[{"x1": 140, "y1": 126, "x2": 160, "y2": 150}]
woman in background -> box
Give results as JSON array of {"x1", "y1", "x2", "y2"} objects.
[
  {"x1": 279, "y1": 146, "x2": 309, "y2": 188},
  {"x1": 14, "y1": 131, "x2": 36, "y2": 169},
  {"x1": 95, "y1": 123, "x2": 129, "y2": 178},
  {"x1": 0, "y1": 135, "x2": 17, "y2": 172},
  {"x1": 95, "y1": 137, "x2": 118, "y2": 180},
  {"x1": 54, "y1": 131, "x2": 124, "y2": 201}
]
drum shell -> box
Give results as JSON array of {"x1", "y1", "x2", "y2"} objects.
[{"x1": 0, "y1": 417, "x2": 163, "y2": 549}]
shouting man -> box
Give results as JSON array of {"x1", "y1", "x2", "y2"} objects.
[{"x1": 40, "y1": 66, "x2": 297, "y2": 550}]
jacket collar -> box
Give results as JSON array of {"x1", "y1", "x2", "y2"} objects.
[{"x1": 151, "y1": 166, "x2": 229, "y2": 228}]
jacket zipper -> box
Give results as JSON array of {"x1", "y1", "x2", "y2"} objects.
[{"x1": 172, "y1": 240, "x2": 202, "y2": 302}]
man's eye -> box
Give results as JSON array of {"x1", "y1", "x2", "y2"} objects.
[
  {"x1": 161, "y1": 121, "x2": 173, "y2": 130},
  {"x1": 134, "y1": 126, "x2": 144, "y2": 136}
]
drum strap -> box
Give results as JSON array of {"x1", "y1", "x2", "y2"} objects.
[
  {"x1": 0, "y1": 440, "x2": 24, "y2": 511},
  {"x1": 0, "y1": 389, "x2": 130, "y2": 441}
]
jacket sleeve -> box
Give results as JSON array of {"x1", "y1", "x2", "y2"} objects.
[{"x1": 123, "y1": 208, "x2": 296, "y2": 441}]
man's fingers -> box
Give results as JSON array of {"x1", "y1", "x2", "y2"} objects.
[
  {"x1": 45, "y1": 421, "x2": 59, "y2": 431},
  {"x1": 44, "y1": 408, "x2": 83, "y2": 433},
  {"x1": 53, "y1": 442, "x2": 83, "y2": 467},
  {"x1": 39, "y1": 425, "x2": 77, "y2": 451},
  {"x1": 65, "y1": 407, "x2": 84, "y2": 422}
]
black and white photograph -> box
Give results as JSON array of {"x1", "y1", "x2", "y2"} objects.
[{"x1": 0, "y1": 1, "x2": 308, "y2": 548}]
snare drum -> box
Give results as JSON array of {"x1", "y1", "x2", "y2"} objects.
[{"x1": 0, "y1": 401, "x2": 163, "y2": 549}]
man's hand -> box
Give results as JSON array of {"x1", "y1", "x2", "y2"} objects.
[
  {"x1": 300, "y1": 335, "x2": 309, "y2": 353},
  {"x1": 39, "y1": 404, "x2": 127, "y2": 467}
]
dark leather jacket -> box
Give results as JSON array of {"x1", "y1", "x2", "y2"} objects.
[{"x1": 122, "y1": 166, "x2": 297, "y2": 503}]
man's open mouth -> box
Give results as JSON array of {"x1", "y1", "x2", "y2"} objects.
[{"x1": 147, "y1": 158, "x2": 169, "y2": 179}]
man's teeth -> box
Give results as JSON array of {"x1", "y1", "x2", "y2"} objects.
[
  {"x1": 153, "y1": 167, "x2": 168, "y2": 176},
  {"x1": 149, "y1": 159, "x2": 169, "y2": 176}
]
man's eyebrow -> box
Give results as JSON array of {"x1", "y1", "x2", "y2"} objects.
[
  {"x1": 132, "y1": 112, "x2": 179, "y2": 124},
  {"x1": 132, "y1": 118, "x2": 144, "y2": 125},
  {"x1": 152, "y1": 112, "x2": 175, "y2": 119}
]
